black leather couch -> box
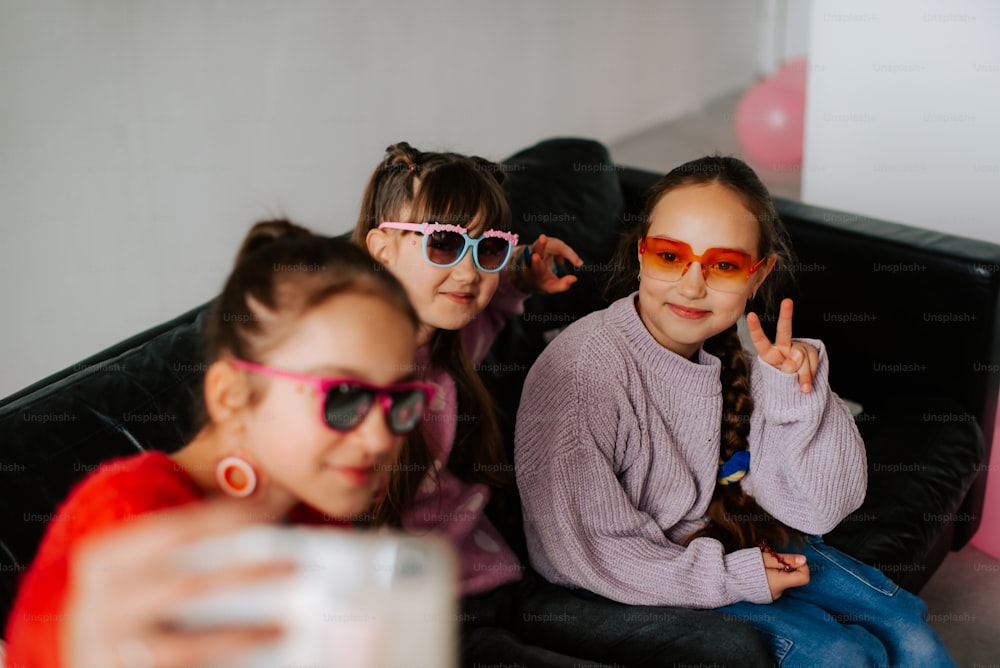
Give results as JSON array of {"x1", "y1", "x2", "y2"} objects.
[{"x1": 2, "y1": 138, "x2": 998, "y2": 639}]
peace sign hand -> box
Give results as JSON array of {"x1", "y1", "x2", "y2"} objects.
[{"x1": 746, "y1": 298, "x2": 819, "y2": 393}]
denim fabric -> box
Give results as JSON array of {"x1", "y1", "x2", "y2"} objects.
[
  {"x1": 719, "y1": 536, "x2": 956, "y2": 668},
  {"x1": 461, "y1": 570, "x2": 773, "y2": 668}
]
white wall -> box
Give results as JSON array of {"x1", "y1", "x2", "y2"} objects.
[
  {"x1": 0, "y1": 0, "x2": 761, "y2": 398},
  {"x1": 802, "y1": 0, "x2": 1000, "y2": 243},
  {"x1": 781, "y1": 0, "x2": 813, "y2": 63},
  {"x1": 756, "y1": 0, "x2": 812, "y2": 76}
]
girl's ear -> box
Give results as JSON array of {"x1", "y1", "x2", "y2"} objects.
[
  {"x1": 749, "y1": 255, "x2": 778, "y2": 296},
  {"x1": 203, "y1": 360, "x2": 253, "y2": 425},
  {"x1": 366, "y1": 228, "x2": 396, "y2": 267}
]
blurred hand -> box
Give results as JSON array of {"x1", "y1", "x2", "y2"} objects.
[{"x1": 63, "y1": 500, "x2": 294, "y2": 668}]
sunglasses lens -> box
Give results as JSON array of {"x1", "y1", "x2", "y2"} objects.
[
  {"x1": 643, "y1": 239, "x2": 688, "y2": 281},
  {"x1": 425, "y1": 230, "x2": 466, "y2": 266},
  {"x1": 476, "y1": 237, "x2": 512, "y2": 271},
  {"x1": 387, "y1": 389, "x2": 427, "y2": 434},
  {"x1": 324, "y1": 383, "x2": 374, "y2": 431},
  {"x1": 701, "y1": 249, "x2": 753, "y2": 292}
]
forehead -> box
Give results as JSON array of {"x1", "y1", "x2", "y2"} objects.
[
  {"x1": 265, "y1": 293, "x2": 416, "y2": 383},
  {"x1": 647, "y1": 183, "x2": 759, "y2": 253},
  {"x1": 406, "y1": 175, "x2": 507, "y2": 233},
  {"x1": 397, "y1": 204, "x2": 490, "y2": 235}
]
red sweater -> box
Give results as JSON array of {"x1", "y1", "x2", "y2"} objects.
[{"x1": 4, "y1": 451, "x2": 347, "y2": 668}]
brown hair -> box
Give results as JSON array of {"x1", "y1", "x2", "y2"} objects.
[
  {"x1": 611, "y1": 156, "x2": 799, "y2": 553},
  {"x1": 353, "y1": 142, "x2": 514, "y2": 526},
  {"x1": 205, "y1": 218, "x2": 417, "y2": 394}
]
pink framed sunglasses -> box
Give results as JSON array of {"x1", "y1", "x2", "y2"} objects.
[
  {"x1": 378, "y1": 222, "x2": 519, "y2": 272},
  {"x1": 230, "y1": 360, "x2": 435, "y2": 435}
]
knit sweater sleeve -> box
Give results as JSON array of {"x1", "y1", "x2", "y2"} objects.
[
  {"x1": 515, "y1": 327, "x2": 773, "y2": 608},
  {"x1": 743, "y1": 338, "x2": 868, "y2": 534}
]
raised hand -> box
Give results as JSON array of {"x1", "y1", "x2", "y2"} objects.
[
  {"x1": 746, "y1": 298, "x2": 819, "y2": 393},
  {"x1": 516, "y1": 234, "x2": 584, "y2": 294}
]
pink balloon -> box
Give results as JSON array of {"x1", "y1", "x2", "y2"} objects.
[
  {"x1": 970, "y1": 409, "x2": 1000, "y2": 560},
  {"x1": 774, "y1": 57, "x2": 808, "y2": 90},
  {"x1": 734, "y1": 77, "x2": 805, "y2": 168}
]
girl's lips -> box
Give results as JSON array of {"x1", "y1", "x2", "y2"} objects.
[
  {"x1": 443, "y1": 292, "x2": 475, "y2": 304},
  {"x1": 330, "y1": 466, "x2": 376, "y2": 485},
  {"x1": 668, "y1": 303, "x2": 710, "y2": 320}
]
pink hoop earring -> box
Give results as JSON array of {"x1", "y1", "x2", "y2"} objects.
[{"x1": 216, "y1": 456, "x2": 257, "y2": 498}]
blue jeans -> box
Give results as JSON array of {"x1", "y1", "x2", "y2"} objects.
[{"x1": 719, "y1": 535, "x2": 956, "y2": 668}]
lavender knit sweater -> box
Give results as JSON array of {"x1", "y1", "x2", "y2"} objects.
[{"x1": 514, "y1": 294, "x2": 867, "y2": 608}]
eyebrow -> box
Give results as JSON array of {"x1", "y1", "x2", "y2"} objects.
[
  {"x1": 305, "y1": 365, "x2": 420, "y2": 384},
  {"x1": 648, "y1": 235, "x2": 753, "y2": 255}
]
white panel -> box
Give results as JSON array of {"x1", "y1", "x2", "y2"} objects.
[{"x1": 803, "y1": 0, "x2": 1000, "y2": 243}]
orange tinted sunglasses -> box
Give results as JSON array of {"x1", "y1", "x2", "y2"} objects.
[{"x1": 639, "y1": 236, "x2": 766, "y2": 293}]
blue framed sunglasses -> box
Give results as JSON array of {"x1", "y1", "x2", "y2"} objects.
[{"x1": 378, "y1": 222, "x2": 519, "y2": 273}]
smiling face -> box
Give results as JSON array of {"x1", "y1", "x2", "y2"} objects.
[
  {"x1": 636, "y1": 183, "x2": 772, "y2": 358},
  {"x1": 238, "y1": 292, "x2": 417, "y2": 519},
  {"x1": 367, "y1": 209, "x2": 501, "y2": 344}
]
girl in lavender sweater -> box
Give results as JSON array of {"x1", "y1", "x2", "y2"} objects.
[
  {"x1": 515, "y1": 156, "x2": 955, "y2": 668},
  {"x1": 353, "y1": 144, "x2": 774, "y2": 667}
]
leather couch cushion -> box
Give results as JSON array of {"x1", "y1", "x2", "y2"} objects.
[
  {"x1": 826, "y1": 398, "x2": 985, "y2": 591},
  {"x1": 494, "y1": 137, "x2": 626, "y2": 369},
  {"x1": 0, "y1": 306, "x2": 208, "y2": 618}
]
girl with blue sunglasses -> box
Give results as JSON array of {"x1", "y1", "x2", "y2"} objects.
[{"x1": 354, "y1": 142, "x2": 581, "y2": 528}]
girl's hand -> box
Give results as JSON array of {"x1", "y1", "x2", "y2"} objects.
[
  {"x1": 514, "y1": 234, "x2": 584, "y2": 294},
  {"x1": 763, "y1": 551, "x2": 810, "y2": 600},
  {"x1": 747, "y1": 298, "x2": 819, "y2": 393},
  {"x1": 64, "y1": 500, "x2": 293, "y2": 668}
]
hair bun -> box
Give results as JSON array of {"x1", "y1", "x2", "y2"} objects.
[
  {"x1": 383, "y1": 141, "x2": 422, "y2": 172},
  {"x1": 235, "y1": 218, "x2": 314, "y2": 266}
]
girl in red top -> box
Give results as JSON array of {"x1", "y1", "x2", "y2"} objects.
[{"x1": 5, "y1": 220, "x2": 434, "y2": 668}]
